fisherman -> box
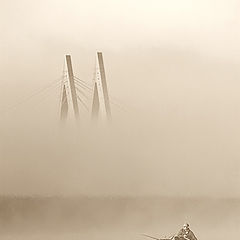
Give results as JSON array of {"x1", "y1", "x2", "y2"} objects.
[{"x1": 174, "y1": 223, "x2": 197, "y2": 240}]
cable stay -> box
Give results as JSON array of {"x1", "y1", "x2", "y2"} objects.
[
  {"x1": 73, "y1": 76, "x2": 93, "y2": 88},
  {"x1": 0, "y1": 78, "x2": 63, "y2": 117},
  {"x1": 75, "y1": 87, "x2": 90, "y2": 100},
  {"x1": 74, "y1": 79, "x2": 93, "y2": 92},
  {"x1": 109, "y1": 100, "x2": 128, "y2": 113},
  {"x1": 76, "y1": 96, "x2": 89, "y2": 112},
  {"x1": 30, "y1": 84, "x2": 63, "y2": 111},
  {"x1": 108, "y1": 96, "x2": 131, "y2": 113},
  {"x1": 2, "y1": 81, "x2": 64, "y2": 119},
  {"x1": 74, "y1": 78, "x2": 93, "y2": 91}
]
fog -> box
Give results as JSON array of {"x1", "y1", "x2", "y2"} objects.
[
  {"x1": 1, "y1": 48, "x2": 240, "y2": 197},
  {"x1": 0, "y1": 0, "x2": 240, "y2": 239}
]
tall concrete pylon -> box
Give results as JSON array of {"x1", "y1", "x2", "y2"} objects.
[
  {"x1": 60, "y1": 55, "x2": 79, "y2": 121},
  {"x1": 91, "y1": 52, "x2": 111, "y2": 121}
]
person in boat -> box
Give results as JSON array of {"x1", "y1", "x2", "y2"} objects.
[{"x1": 174, "y1": 223, "x2": 197, "y2": 240}]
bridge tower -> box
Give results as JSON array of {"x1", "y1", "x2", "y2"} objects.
[
  {"x1": 91, "y1": 52, "x2": 111, "y2": 121},
  {"x1": 60, "y1": 55, "x2": 79, "y2": 121}
]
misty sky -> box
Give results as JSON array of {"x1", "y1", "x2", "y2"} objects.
[{"x1": 0, "y1": 0, "x2": 240, "y2": 197}]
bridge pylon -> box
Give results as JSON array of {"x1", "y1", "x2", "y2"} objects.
[
  {"x1": 91, "y1": 52, "x2": 111, "y2": 121},
  {"x1": 60, "y1": 55, "x2": 79, "y2": 122}
]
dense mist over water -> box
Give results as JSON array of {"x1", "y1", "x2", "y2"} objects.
[
  {"x1": 0, "y1": 50, "x2": 240, "y2": 197},
  {"x1": 1, "y1": 0, "x2": 240, "y2": 239}
]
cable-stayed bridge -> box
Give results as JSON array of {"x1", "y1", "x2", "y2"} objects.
[{"x1": 0, "y1": 52, "x2": 127, "y2": 124}]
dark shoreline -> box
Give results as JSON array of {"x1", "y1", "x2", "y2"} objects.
[{"x1": 0, "y1": 196, "x2": 239, "y2": 234}]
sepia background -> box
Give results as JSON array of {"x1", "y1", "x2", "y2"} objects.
[{"x1": 0, "y1": 0, "x2": 240, "y2": 239}]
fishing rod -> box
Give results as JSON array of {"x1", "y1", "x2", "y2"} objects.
[{"x1": 142, "y1": 234, "x2": 173, "y2": 240}]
